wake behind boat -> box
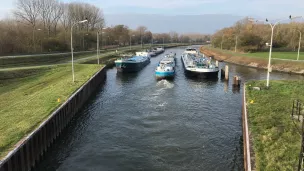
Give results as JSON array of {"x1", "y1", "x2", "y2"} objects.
[
  {"x1": 115, "y1": 52, "x2": 150, "y2": 72},
  {"x1": 155, "y1": 53, "x2": 176, "y2": 79},
  {"x1": 181, "y1": 48, "x2": 219, "y2": 78}
]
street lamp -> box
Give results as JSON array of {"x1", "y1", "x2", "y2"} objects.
[
  {"x1": 130, "y1": 34, "x2": 135, "y2": 50},
  {"x1": 97, "y1": 28, "x2": 106, "y2": 65},
  {"x1": 36, "y1": 28, "x2": 43, "y2": 53},
  {"x1": 141, "y1": 34, "x2": 143, "y2": 49},
  {"x1": 249, "y1": 17, "x2": 290, "y2": 88},
  {"x1": 33, "y1": 28, "x2": 42, "y2": 52},
  {"x1": 71, "y1": 19, "x2": 88, "y2": 82},
  {"x1": 221, "y1": 34, "x2": 224, "y2": 50},
  {"x1": 220, "y1": 33, "x2": 237, "y2": 51},
  {"x1": 293, "y1": 29, "x2": 302, "y2": 61},
  {"x1": 290, "y1": 16, "x2": 303, "y2": 60},
  {"x1": 234, "y1": 35, "x2": 238, "y2": 52}
]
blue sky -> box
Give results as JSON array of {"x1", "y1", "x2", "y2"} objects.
[{"x1": 1, "y1": 0, "x2": 303, "y2": 19}]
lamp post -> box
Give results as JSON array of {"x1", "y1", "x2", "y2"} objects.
[
  {"x1": 36, "y1": 28, "x2": 42, "y2": 52},
  {"x1": 97, "y1": 28, "x2": 106, "y2": 65},
  {"x1": 220, "y1": 34, "x2": 224, "y2": 50},
  {"x1": 33, "y1": 28, "x2": 42, "y2": 52},
  {"x1": 97, "y1": 31, "x2": 99, "y2": 64},
  {"x1": 141, "y1": 34, "x2": 143, "y2": 49},
  {"x1": 249, "y1": 17, "x2": 290, "y2": 88},
  {"x1": 130, "y1": 34, "x2": 135, "y2": 50},
  {"x1": 71, "y1": 19, "x2": 88, "y2": 82},
  {"x1": 234, "y1": 35, "x2": 238, "y2": 52},
  {"x1": 296, "y1": 30, "x2": 301, "y2": 61},
  {"x1": 163, "y1": 37, "x2": 164, "y2": 47},
  {"x1": 290, "y1": 16, "x2": 303, "y2": 60}
]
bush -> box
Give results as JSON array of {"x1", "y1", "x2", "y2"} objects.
[{"x1": 42, "y1": 38, "x2": 68, "y2": 52}]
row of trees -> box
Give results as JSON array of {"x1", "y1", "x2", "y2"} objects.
[
  {"x1": 211, "y1": 17, "x2": 304, "y2": 52},
  {"x1": 0, "y1": 0, "x2": 210, "y2": 55},
  {"x1": 0, "y1": 0, "x2": 104, "y2": 54}
]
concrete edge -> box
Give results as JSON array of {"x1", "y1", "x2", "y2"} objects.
[
  {"x1": 243, "y1": 84, "x2": 252, "y2": 171},
  {"x1": 0, "y1": 66, "x2": 106, "y2": 166}
]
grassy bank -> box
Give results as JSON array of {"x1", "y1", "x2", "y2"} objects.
[
  {"x1": 0, "y1": 64, "x2": 102, "y2": 159},
  {"x1": 201, "y1": 47, "x2": 304, "y2": 74},
  {"x1": 246, "y1": 80, "x2": 304, "y2": 170},
  {"x1": 242, "y1": 51, "x2": 304, "y2": 60},
  {"x1": 205, "y1": 47, "x2": 304, "y2": 60},
  {"x1": 0, "y1": 52, "x2": 96, "y2": 69},
  {"x1": 0, "y1": 43, "x2": 188, "y2": 69}
]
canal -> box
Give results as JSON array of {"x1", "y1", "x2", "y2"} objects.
[{"x1": 34, "y1": 46, "x2": 304, "y2": 171}]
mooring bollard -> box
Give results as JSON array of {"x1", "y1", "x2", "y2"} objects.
[
  {"x1": 224, "y1": 79, "x2": 228, "y2": 92},
  {"x1": 225, "y1": 65, "x2": 229, "y2": 80},
  {"x1": 221, "y1": 69, "x2": 225, "y2": 77},
  {"x1": 233, "y1": 75, "x2": 241, "y2": 87}
]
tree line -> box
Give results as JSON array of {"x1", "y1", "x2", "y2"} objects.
[
  {"x1": 0, "y1": 0, "x2": 210, "y2": 55},
  {"x1": 211, "y1": 17, "x2": 304, "y2": 52}
]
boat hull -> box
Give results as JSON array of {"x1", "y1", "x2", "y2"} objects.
[
  {"x1": 181, "y1": 56, "x2": 218, "y2": 78},
  {"x1": 184, "y1": 69, "x2": 218, "y2": 78},
  {"x1": 115, "y1": 59, "x2": 150, "y2": 72},
  {"x1": 155, "y1": 70, "x2": 175, "y2": 79}
]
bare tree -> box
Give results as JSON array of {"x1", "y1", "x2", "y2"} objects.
[
  {"x1": 51, "y1": 1, "x2": 64, "y2": 35},
  {"x1": 60, "y1": 3, "x2": 70, "y2": 32},
  {"x1": 14, "y1": 0, "x2": 41, "y2": 51},
  {"x1": 136, "y1": 26, "x2": 147, "y2": 47},
  {"x1": 39, "y1": 0, "x2": 52, "y2": 35}
]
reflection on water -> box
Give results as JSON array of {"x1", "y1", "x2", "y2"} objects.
[
  {"x1": 34, "y1": 46, "x2": 303, "y2": 171},
  {"x1": 116, "y1": 71, "x2": 140, "y2": 83}
]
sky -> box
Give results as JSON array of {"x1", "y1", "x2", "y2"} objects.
[
  {"x1": 1, "y1": 0, "x2": 303, "y2": 33},
  {"x1": 0, "y1": 0, "x2": 303, "y2": 19}
]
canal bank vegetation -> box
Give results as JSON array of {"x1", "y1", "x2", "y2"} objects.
[
  {"x1": 205, "y1": 17, "x2": 304, "y2": 74},
  {"x1": 0, "y1": 0, "x2": 209, "y2": 56},
  {"x1": 211, "y1": 17, "x2": 304, "y2": 53},
  {"x1": 200, "y1": 46, "x2": 304, "y2": 74},
  {"x1": 0, "y1": 64, "x2": 102, "y2": 159},
  {"x1": 0, "y1": 51, "x2": 96, "y2": 69},
  {"x1": 0, "y1": 43, "x2": 187, "y2": 71},
  {"x1": 246, "y1": 80, "x2": 304, "y2": 170}
]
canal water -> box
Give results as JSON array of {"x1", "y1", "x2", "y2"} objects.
[{"x1": 34, "y1": 46, "x2": 304, "y2": 171}]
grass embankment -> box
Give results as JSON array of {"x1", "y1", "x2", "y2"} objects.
[
  {"x1": 200, "y1": 47, "x2": 304, "y2": 74},
  {"x1": 242, "y1": 51, "x2": 304, "y2": 60},
  {"x1": 246, "y1": 80, "x2": 304, "y2": 170},
  {"x1": 0, "y1": 52, "x2": 96, "y2": 69},
  {"x1": 0, "y1": 43, "x2": 188, "y2": 69},
  {"x1": 0, "y1": 64, "x2": 102, "y2": 159}
]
